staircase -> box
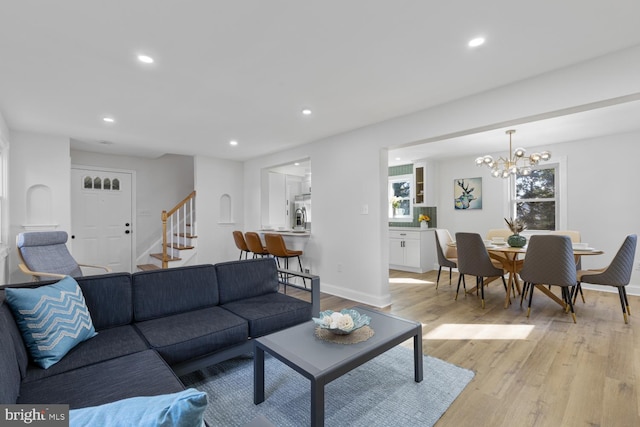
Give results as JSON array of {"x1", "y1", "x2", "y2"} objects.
[{"x1": 137, "y1": 191, "x2": 197, "y2": 271}]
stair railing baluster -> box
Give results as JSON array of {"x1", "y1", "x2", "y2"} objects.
[{"x1": 158, "y1": 191, "x2": 196, "y2": 269}]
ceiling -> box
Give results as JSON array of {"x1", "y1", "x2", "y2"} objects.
[
  {"x1": 1, "y1": 1, "x2": 640, "y2": 161},
  {"x1": 388, "y1": 97, "x2": 640, "y2": 165}
]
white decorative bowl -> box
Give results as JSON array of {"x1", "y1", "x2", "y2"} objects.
[{"x1": 312, "y1": 309, "x2": 371, "y2": 335}]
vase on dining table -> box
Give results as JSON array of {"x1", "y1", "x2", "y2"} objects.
[{"x1": 508, "y1": 234, "x2": 527, "y2": 248}]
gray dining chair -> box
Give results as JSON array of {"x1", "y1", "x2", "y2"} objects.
[
  {"x1": 454, "y1": 232, "x2": 507, "y2": 308},
  {"x1": 550, "y1": 230, "x2": 585, "y2": 302},
  {"x1": 519, "y1": 235, "x2": 578, "y2": 323},
  {"x1": 577, "y1": 234, "x2": 637, "y2": 323},
  {"x1": 434, "y1": 229, "x2": 457, "y2": 289}
]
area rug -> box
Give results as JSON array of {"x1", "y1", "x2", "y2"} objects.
[{"x1": 180, "y1": 346, "x2": 474, "y2": 426}]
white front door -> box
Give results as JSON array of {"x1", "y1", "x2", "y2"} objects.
[{"x1": 71, "y1": 167, "x2": 133, "y2": 273}]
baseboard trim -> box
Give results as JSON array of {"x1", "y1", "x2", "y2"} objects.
[{"x1": 320, "y1": 282, "x2": 392, "y2": 308}]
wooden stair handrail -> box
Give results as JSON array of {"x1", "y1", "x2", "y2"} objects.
[
  {"x1": 163, "y1": 190, "x2": 196, "y2": 218},
  {"x1": 161, "y1": 191, "x2": 196, "y2": 268}
]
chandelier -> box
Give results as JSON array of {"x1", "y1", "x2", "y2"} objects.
[{"x1": 475, "y1": 129, "x2": 551, "y2": 178}]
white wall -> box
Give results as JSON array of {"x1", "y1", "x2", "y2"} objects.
[
  {"x1": 8, "y1": 131, "x2": 72, "y2": 283},
  {"x1": 193, "y1": 155, "x2": 244, "y2": 264},
  {"x1": 242, "y1": 44, "x2": 640, "y2": 307},
  {"x1": 70, "y1": 150, "x2": 194, "y2": 257}
]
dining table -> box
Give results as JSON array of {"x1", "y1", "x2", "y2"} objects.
[{"x1": 487, "y1": 244, "x2": 604, "y2": 309}]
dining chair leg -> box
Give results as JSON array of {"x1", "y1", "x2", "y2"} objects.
[
  {"x1": 478, "y1": 276, "x2": 485, "y2": 309},
  {"x1": 564, "y1": 288, "x2": 577, "y2": 323},
  {"x1": 520, "y1": 282, "x2": 529, "y2": 306},
  {"x1": 455, "y1": 275, "x2": 462, "y2": 300},
  {"x1": 436, "y1": 266, "x2": 443, "y2": 289},
  {"x1": 527, "y1": 282, "x2": 535, "y2": 317},
  {"x1": 617, "y1": 287, "x2": 629, "y2": 324},
  {"x1": 449, "y1": 267, "x2": 453, "y2": 286},
  {"x1": 622, "y1": 287, "x2": 631, "y2": 317},
  {"x1": 577, "y1": 284, "x2": 585, "y2": 303}
]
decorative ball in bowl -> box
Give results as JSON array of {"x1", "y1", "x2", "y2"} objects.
[{"x1": 312, "y1": 309, "x2": 371, "y2": 335}]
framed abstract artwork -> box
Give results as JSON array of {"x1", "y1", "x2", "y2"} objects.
[{"x1": 454, "y1": 177, "x2": 482, "y2": 210}]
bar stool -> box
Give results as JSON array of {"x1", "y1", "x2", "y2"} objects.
[
  {"x1": 264, "y1": 233, "x2": 306, "y2": 290},
  {"x1": 232, "y1": 231, "x2": 250, "y2": 260},
  {"x1": 244, "y1": 232, "x2": 270, "y2": 258}
]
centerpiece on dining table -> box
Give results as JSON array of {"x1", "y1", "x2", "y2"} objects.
[{"x1": 505, "y1": 217, "x2": 527, "y2": 248}]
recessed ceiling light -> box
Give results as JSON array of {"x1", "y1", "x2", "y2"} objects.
[
  {"x1": 229, "y1": 140, "x2": 238, "y2": 146},
  {"x1": 137, "y1": 54, "x2": 154, "y2": 64},
  {"x1": 102, "y1": 117, "x2": 115, "y2": 123},
  {"x1": 294, "y1": 163, "x2": 300, "y2": 166},
  {"x1": 301, "y1": 108, "x2": 312, "y2": 115},
  {"x1": 468, "y1": 37, "x2": 485, "y2": 48}
]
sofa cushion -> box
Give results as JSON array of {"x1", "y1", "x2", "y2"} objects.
[
  {"x1": 75, "y1": 273, "x2": 134, "y2": 329},
  {"x1": 132, "y1": 265, "x2": 219, "y2": 321},
  {"x1": 4, "y1": 276, "x2": 97, "y2": 369},
  {"x1": 221, "y1": 292, "x2": 312, "y2": 337},
  {"x1": 69, "y1": 388, "x2": 207, "y2": 427},
  {"x1": 135, "y1": 306, "x2": 248, "y2": 365},
  {"x1": 0, "y1": 302, "x2": 22, "y2": 403},
  {"x1": 22, "y1": 325, "x2": 149, "y2": 383},
  {"x1": 215, "y1": 258, "x2": 279, "y2": 304},
  {"x1": 17, "y1": 350, "x2": 185, "y2": 409}
]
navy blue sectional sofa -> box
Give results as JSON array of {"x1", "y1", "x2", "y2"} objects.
[{"x1": 0, "y1": 258, "x2": 319, "y2": 409}]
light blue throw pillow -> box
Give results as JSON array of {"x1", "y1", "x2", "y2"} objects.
[
  {"x1": 69, "y1": 388, "x2": 208, "y2": 427},
  {"x1": 5, "y1": 276, "x2": 97, "y2": 369}
]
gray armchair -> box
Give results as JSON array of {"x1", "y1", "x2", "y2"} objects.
[{"x1": 16, "y1": 231, "x2": 111, "y2": 281}]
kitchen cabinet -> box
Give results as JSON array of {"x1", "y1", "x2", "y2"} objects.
[
  {"x1": 413, "y1": 162, "x2": 426, "y2": 206},
  {"x1": 389, "y1": 228, "x2": 436, "y2": 273}
]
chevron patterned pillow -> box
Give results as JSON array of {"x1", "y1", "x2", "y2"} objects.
[{"x1": 5, "y1": 276, "x2": 97, "y2": 369}]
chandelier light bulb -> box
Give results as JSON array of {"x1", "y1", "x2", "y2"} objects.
[{"x1": 475, "y1": 129, "x2": 552, "y2": 178}]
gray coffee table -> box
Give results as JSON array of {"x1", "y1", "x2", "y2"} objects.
[{"x1": 253, "y1": 306, "x2": 423, "y2": 427}]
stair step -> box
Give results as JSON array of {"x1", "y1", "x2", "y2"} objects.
[
  {"x1": 165, "y1": 243, "x2": 195, "y2": 250},
  {"x1": 137, "y1": 264, "x2": 160, "y2": 271},
  {"x1": 150, "y1": 253, "x2": 182, "y2": 262},
  {"x1": 174, "y1": 233, "x2": 197, "y2": 238}
]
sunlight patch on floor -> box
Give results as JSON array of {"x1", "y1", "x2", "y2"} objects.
[
  {"x1": 389, "y1": 277, "x2": 434, "y2": 285},
  {"x1": 424, "y1": 323, "x2": 534, "y2": 340}
]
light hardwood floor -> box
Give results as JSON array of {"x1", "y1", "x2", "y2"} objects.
[{"x1": 289, "y1": 269, "x2": 640, "y2": 426}]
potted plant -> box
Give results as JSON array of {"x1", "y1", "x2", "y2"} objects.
[
  {"x1": 418, "y1": 214, "x2": 430, "y2": 229},
  {"x1": 391, "y1": 196, "x2": 402, "y2": 216},
  {"x1": 504, "y1": 217, "x2": 527, "y2": 247}
]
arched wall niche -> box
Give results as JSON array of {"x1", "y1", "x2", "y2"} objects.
[
  {"x1": 24, "y1": 184, "x2": 57, "y2": 229},
  {"x1": 219, "y1": 193, "x2": 232, "y2": 223}
]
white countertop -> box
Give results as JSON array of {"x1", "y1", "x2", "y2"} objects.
[
  {"x1": 389, "y1": 226, "x2": 435, "y2": 232},
  {"x1": 258, "y1": 229, "x2": 311, "y2": 236}
]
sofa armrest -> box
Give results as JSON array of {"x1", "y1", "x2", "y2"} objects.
[{"x1": 276, "y1": 268, "x2": 320, "y2": 317}]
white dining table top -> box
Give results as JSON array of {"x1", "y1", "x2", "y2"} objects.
[{"x1": 447, "y1": 241, "x2": 603, "y2": 255}]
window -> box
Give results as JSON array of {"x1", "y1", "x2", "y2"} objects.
[
  {"x1": 513, "y1": 164, "x2": 558, "y2": 230},
  {"x1": 388, "y1": 174, "x2": 413, "y2": 221},
  {"x1": 82, "y1": 176, "x2": 122, "y2": 191}
]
